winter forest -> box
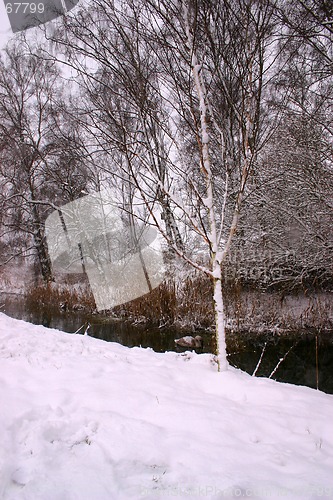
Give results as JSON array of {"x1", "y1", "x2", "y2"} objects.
[
  {"x1": 0, "y1": 1, "x2": 333, "y2": 498},
  {"x1": 1, "y1": 0, "x2": 332, "y2": 365}
]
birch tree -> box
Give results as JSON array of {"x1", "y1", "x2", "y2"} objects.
[
  {"x1": 40, "y1": 0, "x2": 279, "y2": 369},
  {"x1": 136, "y1": 0, "x2": 277, "y2": 369}
]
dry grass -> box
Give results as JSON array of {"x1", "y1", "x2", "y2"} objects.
[
  {"x1": 23, "y1": 270, "x2": 333, "y2": 334},
  {"x1": 25, "y1": 282, "x2": 95, "y2": 313},
  {"x1": 112, "y1": 274, "x2": 214, "y2": 329},
  {"x1": 113, "y1": 280, "x2": 178, "y2": 326}
]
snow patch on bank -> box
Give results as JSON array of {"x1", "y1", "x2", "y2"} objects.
[{"x1": 0, "y1": 313, "x2": 333, "y2": 499}]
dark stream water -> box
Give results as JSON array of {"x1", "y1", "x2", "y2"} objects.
[{"x1": 1, "y1": 293, "x2": 333, "y2": 394}]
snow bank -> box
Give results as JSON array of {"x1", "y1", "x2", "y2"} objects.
[{"x1": 0, "y1": 312, "x2": 333, "y2": 499}]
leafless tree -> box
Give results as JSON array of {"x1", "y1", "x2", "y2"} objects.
[
  {"x1": 38, "y1": 0, "x2": 281, "y2": 369},
  {"x1": 0, "y1": 40, "x2": 91, "y2": 282}
]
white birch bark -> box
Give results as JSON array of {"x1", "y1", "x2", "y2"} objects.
[{"x1": 183, "y1": 2, "x2": 228, "y2": 371}]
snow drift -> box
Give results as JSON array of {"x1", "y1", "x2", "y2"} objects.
[{"x1": 0, "y1": 313, "x2": 332, "y2": 499}]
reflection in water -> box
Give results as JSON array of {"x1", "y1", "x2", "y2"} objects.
[
  {"x1": 227, "y1": 333, "x2": 333, "y2": 394},
  {"x1": 1, "y1": 293, "x2": 333, "y2": 394}
]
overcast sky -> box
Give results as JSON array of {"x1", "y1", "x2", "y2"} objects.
[
  {"x1": 0, "y1": 2, "x2": 13, "y2": 49},
  {"x1": 0, "y1": 2, "x2": 82, "y2": 50}
]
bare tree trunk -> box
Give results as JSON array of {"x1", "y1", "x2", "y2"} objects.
[
  {"x1": 184, "y1": 1, "x2": 228, "y2": 369},
  {"x1": 161, "y1": 195, "x2": 184, "y2": 253},
  {"x1": 31, "y1": 202, "x2": 54, "y2": 282},
  {"x1": 212, "y1": 274, "x2": 228, "y2": 372}
]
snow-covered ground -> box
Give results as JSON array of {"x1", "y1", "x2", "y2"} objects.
[{"x1": 1, "y1": 313, "x2": 333, "y2": 500}]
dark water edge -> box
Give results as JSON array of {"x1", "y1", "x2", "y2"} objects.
[
  {"x1": 226, "y1": 331, "x2": 333, "y2": 394},
  {"x1": 1, "y1": 293, "x2": 333, "y2": 394}
]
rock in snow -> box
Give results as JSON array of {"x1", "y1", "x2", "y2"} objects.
[
  {"x1": 0, "y1": 312, "x2": 333, "y2": 500},
  {"x1": 174, "y1": 335, "x2": 203, "y2": 348}
]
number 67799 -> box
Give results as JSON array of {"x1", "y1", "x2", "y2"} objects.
[{"x1": 5, "y1": 3, "x2": 45, "y2": 14}]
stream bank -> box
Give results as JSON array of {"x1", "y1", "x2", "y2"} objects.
[{"x1": 1, "y1": 291, "x2": 332, "y2": 394}]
